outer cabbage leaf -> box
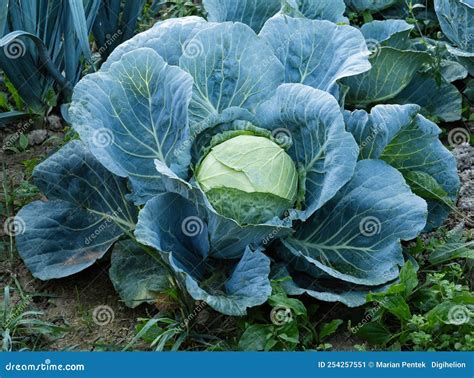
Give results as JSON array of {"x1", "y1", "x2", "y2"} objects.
[
  {"x1": 101, "y1": 17, "x2": 210, "y2": 69},
  {"x1": 344, "y1": 104, "x2": 420, "y2": 160},
  {"x1": 109, "y1": 240, "x2": 171, "y2": 308},
  {"x1": 203, "y1": 0, "x2": 281, "y2": 32},
  {"x1": 344, "y1": 48, "x2": 430, "y2": 105},
  {"x1": 440, "y1": 59, "x2": 469, "y2": 82},
  {"x1": 343, "y1": 20, "x2": 431, "y2": 105},
  {"x1": 389, "y1": 72, "x2": 463, "y2": 122},
  {"x1": 345, "y1": 0, "x2": 402, "y2": 12},
  {"x1": 134, "y1": 193, "x2": 272, "y2": 315},
  {"x1": 452, "y1": 49, "x2": 474, "y2": 75},
  {"x1": 360, "y1": 19, "x2": 413, "y2": 49},
  {"x1": 279, "y1": 160, "x2": 427, "y2": 286},
  {"x1": 257, "y1": 84, "x2": 358, "y2": 220},
  {"x1": 70, "y1": 48, "x2": 194, "y2": 204},
  {"x1": 16, "y1": 141, "x2": 137, "y2": 280},
  {"x1": 182, "y1": 246, "x2": 271, "y2": 316},
  {"x1": 435, "y1": 0, "x2": 474, "y2": 73},
  {"x1": 282, "y1": 0, "x2": 349, "y2": 23},
  {"x1": 434, "y1": 0, "x2": 474, "y2": 53},
  {"x1": 273, "y1": 265, "x2": 396, "y2": 307},
  {"x1": 345, "y1": 104, "x2": 460, "y2": 229},
  {"x1": 203, "y1": 0, "x2": 348, "y2": 33},
  {"x1": 179, "y1": 22, "x2": 284, "y2": 125},
  {"x1": 259, "y1": 16, "x2": 371, "y2": 95}
]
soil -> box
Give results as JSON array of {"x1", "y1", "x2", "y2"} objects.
[
  {"x1": 1, "y1": 120, "x2": 472, "y2": 351},
  {"x1": 452, "y1": 143, "x2": 474, "y2": 227},
  {"x1": 11, "y1": 260, "x2": 142, "y2": 351}
]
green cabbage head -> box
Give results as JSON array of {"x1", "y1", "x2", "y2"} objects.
[{"x1": 196, "y1": 135, "x2": 298, "y2": 224}]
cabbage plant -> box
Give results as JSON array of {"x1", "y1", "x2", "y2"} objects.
[
  {"x1": 14, "y1": 0, "x2": 461, "y2": 316},
  {"x1": 434, "y1": 0, "x2": 474, "y2": 75}
]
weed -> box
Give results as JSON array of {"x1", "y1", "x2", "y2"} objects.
[{"x1": 0, "y1": 286, "x2": 66, "y2": 351}]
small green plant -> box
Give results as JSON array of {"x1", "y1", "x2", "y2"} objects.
[
  {"x1": 237, "y1": 281, "x2": 342, "y2": 351},
  {"x1": 0, "y1": 76, "x2": 25, "y2": 115},
  {"x1": 138, "y1": 0, "x2": 204, "y2": 32},
  {"x1": 124, "y1": 288, "x2": 236, "y2": 351},
  {"x1": 156, "y1": 0, "x2": 203, "y2": 19},
  {"x1": 0, "y1": 286, "x2": 65, "y2": 351},
  {"x1": 125, "y1": 316, "x2": 188, "y2": 351},
  {"x1": 2, "y1": 133, "x2": 29, "y2": 153},
  {"x1": 351, "y1": 229, "x2": 473, "y2": 351},
  {"x1": 416, "y1": 226, "x2": 474, "y2": 265},
  {"x1": 1, "y1": 163, "x2": 39, "y2": 260},
  {"x1": 21, "y1": 158, "x2": 42, "y2": 179}
]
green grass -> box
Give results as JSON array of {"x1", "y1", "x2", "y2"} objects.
[{"x1": 0, "y1": 286, "x2": 67, "y2": 351}]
